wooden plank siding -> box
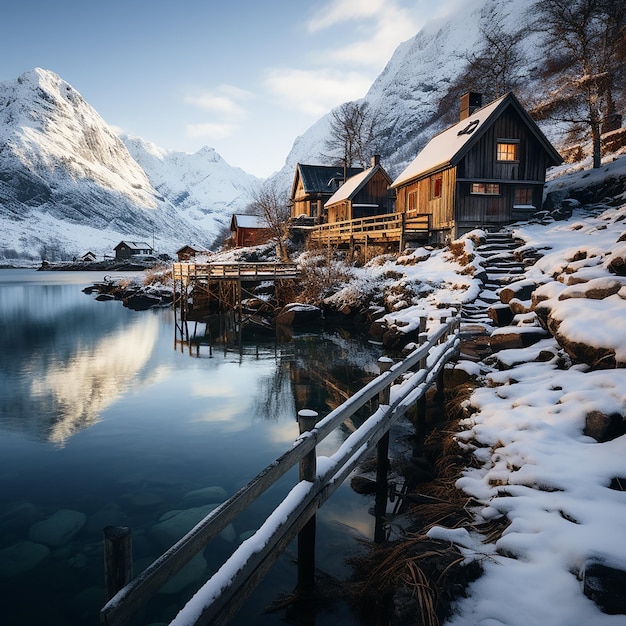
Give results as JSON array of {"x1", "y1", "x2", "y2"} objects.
[{"x1": 394, "y1": 168, "x2": 456, "y2": 235}]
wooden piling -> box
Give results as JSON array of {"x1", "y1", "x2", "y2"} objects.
[
  {"x1": 103, "y1": 526, "x2": 132, "y2": 602},
  {"x1": 375, "y1": 358, "x2": 393, "y2": 542},
  {"x1": 297, "y1": 409, "x2": 318, "y2": 591}
]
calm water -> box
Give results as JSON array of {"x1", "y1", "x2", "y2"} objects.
[{"x1": 0, "y1": 269, "x2": 385, "y2": 625}]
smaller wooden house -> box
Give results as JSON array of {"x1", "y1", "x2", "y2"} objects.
[
  {"x1": 176, "y1": 245, "x2": 210, "y2": 261},
  {"x1": 390, "y1": 92, "x2": 563, "y2": 242},
  {"x1": 290, "y1": 163, "x2": 364, "y2": 222},
  {"x1": 325, "y1": 156, "x2": 393, "y2": 222},
  {"x1": 114, "y1": 241, "x2": 154, "y2": 260},
  {"x1": 80, "y1": 251, "x2": 97, "y2": 262},
  {"x1": 230, "y1": 214, "x2": 272, "y2": 247}
]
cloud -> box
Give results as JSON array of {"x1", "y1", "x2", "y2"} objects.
[
  {"x1": 307, "y1": 0, "x2": 388, "y2": 31},
  {"x1": 306, "y1": 0, "x2": 421, "y2": 69},
  {"x1": 184, "y1": 84, "x2": 253, "y2": 117},
  {"x1": 186, "y1": 122, "x2": 237, "y2": 140},
  {"x1": 265, "y1": 68, "x2": 372, "y2": 116}
]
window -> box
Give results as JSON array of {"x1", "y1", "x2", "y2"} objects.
[
  {"x1": 497, "y1": 140, "x2": 519, "y2": 161},
  {"x1": 515, "y1": 187, "x2": 534, "y2": 206},
  {"x1": 471, "y1": 183, "x2": 500, "y2": 195},
  {"x1": 431, "y1": 175, "x2": 443, "y2": 199}
]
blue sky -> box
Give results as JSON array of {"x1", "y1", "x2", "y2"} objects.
[{"x1": 2, "y1": 0, "x2": 463, "y2": 177}]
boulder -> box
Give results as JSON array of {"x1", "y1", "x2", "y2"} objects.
[
  {"x1": 582, "y1": 558, "x2": 626, "y2": 614},
  {"x1": 499, "y1": 279, "x2": 537, "y2": 304},
  {"x1": 0, "y1": 541, "x2": 50, "y2": 577},
  {"x1": 275, "y1": 303, "x2": 323, "y2": 326},
  {"x1": 29, "y1": 509, "x2": 86, "y2": 547},
  {"x1": 489, "y1": 327, "x2": 549, "y2": 351},
  {"x1": 123, "y1": 293, "x2": 162, "y2": 310},
  {"x1": 584, "y1": 411, "x2": 626, "y2": 442},
  {"x1": 488, "y1": 303, "x2": 514, "y2": 327}
]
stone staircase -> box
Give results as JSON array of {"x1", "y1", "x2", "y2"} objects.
[{"x1": 461, "y1": 231, "x2": 526, "y2": 323}]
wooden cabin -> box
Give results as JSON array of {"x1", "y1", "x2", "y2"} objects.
[
  {"x1": 324, "y1": 156, "x2": 393, "y2": 223},
  {"x1": 290, "y1": 163, "x2": 364, "y2": 222},
  {"x1": 230, "y1": 214, "x2": 272, "y2": 247},
  {"x1": 114, "y1": 241, "x2": 154, "y2": 260},
  {"x1": 80, "y1": 251, "x2": 97, "y2": 262},
  {"x1": 391, "y1": 92, "x2": 563, "y2": 243},
  {"x1": 176, "y1": 245, "x2": 210, "y2": 261}
]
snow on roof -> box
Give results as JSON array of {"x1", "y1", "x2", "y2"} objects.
[
  {"x1": 116, "y1": 240, "x2": 153, "y2": 249},
  {"x1": 391, "y1": 94, "x2": 508, "y2": 188},
  {"x1": 325, "y1": 166, "x2": 374, "y2": 206},
  {"x1": 231, "y1": 214, "x2": 268, "y2": 229}
]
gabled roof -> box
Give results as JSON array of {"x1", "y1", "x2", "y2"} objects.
[
  {"x1": 391, "y1": 92, "x2": 563, "y2": 188},
  {"x1": 230, "y1": 214, "x2": 269, "y2": 230},
  {"x1": 292, "y1": 164, "x2": 364, "y2": 196},
  {"x1": 115, "y1": 241, "x2": 153, "y2": 250},
  {"x1": 176, "y1": 244, "x2": 210, "y2": 254},
  {"x1": 325, "y1": 163, "x2": 393, "y2": 207}
]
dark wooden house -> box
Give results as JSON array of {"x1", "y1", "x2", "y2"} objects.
[
  {"x1": 390, "y1": 92, "x2": 563, "y2": 242},
  {"x1": 230, "y1": 214, "x2": 271, "y2": 247},
  {"x1": 114, "y1": 241, "x2": 154, "y2": 260},
  {"x1": 290, "y1": 163, "x2": 364, "y2": 222},
  {"x1": 325, "y1": 156, "x2": 393, "y2": 223},
  {"x1": 176, "y1": 245, "x2": 210, "y2": 261}
]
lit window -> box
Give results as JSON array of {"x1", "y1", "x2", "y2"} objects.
[
  {"x1": 497, "y1": 141, "x2": 519, "y2": 161},
  {"x1": 471, "y1": 183, "x2": 500, "y2": 195},
  {"x1": 431, "y1": 175, "x2": 443, "y2": 199},
  {"x1": 515, "y1": 188, "x2": 533, "y2": 205}
]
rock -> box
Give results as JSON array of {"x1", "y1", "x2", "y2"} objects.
[
  {"x1": 29, "y1": 509, "x2": 86, "y2": 547},
  {"x1": 182, "y1": 486, "x2": 228, "y2": 505},
  {"x1": 489, "y1": 327, "x2": 549, "y2": 351},
  {"x1": 499, "y1": 279, "x2": 537, "y2": 304},
  {"x1": 275, "y1": 303, "x2": 323, "y2": 326},
  {"x1": 584, "y1": 410, "x2": 626, "y2": 442},
  {"x1": 0, "y1": 502, "x2": 41, "y2": 534},
  {"x1": 557, "y1": 277, "x2": 625, "y2": 301},
  {"x1": 488, "y1": 303, "x2": 514, "y2": 327},
  {"x1": 152, "y1": 504, "x2": 235, "y2": 547},
  {"x1": 123, "y1": 293, "x2": 162, "y2": 310},
  {"x1": 582, "y1": 558, "x2": 626, "y2": 614},
  {"x1": 0, "y1": 541, "x2": 50, "y2": 577},
  {"x1": 350, "y1": 476, "x2": 378, "y2": 495}
]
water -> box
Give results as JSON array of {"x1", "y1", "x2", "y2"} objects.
[{"x1": 0, "y1": 269, "x2": 385, "y2": 625}]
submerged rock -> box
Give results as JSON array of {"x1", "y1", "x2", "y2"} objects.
[
  {"x1": 0, "y1": 541, "x2": 50, "y2": 577},
  {"x1": 159, "y1": 553, "x2": 207, "y2": 594},
  {"x1": 28, "y1": 509, "x2": 86, "y2": 547}
]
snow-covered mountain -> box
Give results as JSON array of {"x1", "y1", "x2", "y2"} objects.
[
  {"x1": 274, "y1": 0, "x2": 546, "y2": 185},
  {"x1": 122, "y1": 136, "x2": 259, "y2": 241},
  {"x1": 0, "y1": 68, "x2": 259, "y2": 261}
]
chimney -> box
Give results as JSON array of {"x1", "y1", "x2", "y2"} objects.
[
  {"x1": 460, "y1": 92, "x2": 483, "y2": 120},
  {"x1": 371, "y1": 154, "x2": 380, "y2": 167}
]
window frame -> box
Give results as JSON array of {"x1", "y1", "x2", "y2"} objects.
[
  {"x1": 514, "y1": 187, "x2": 534, "y2": 206},
  {"x1": 470, "y1": 182, "x2": 500, "y2": 195},
  {"x1": 431, "y1": 174, "x2": 443, "y2": 199},
  {"x1": 496, "y1": 139, "x2": 520, "y2": 162}
]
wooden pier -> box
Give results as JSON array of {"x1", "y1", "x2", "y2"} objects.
[{"x1": 172, "y1": 261, "x2": 299, "y2": 322}]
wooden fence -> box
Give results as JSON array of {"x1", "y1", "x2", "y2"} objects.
[
  {"x1": 307, "y1": 211, "x2": 431, "y2": 248},
  {"x1": 100, "y1": 313, "x2": 460, "y2": 626}
]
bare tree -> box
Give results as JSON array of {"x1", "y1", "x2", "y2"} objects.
[
  {"x1": 531, "y1": 0, "x2": 626, "y2": 168},
  {"x1": 324, "y1": 101, "x2": 381, "y2": 169},
  {"x1": 248, "y1": 180, "x2": 291, "y2": 260}
]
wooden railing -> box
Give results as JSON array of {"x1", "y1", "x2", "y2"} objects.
[
  {"x1": 172, "y1": 262, "x2": 299, "y2": 282},
  {"x1": 307, "y1": 211, "x2": 431, "y2": 246},
  {"x1": 100, "y1": 313, "x2": 460, "y2": 626}
]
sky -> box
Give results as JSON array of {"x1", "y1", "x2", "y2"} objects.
[{"x1": 1, "y1": 0, "x2": 466, "y2": 178}]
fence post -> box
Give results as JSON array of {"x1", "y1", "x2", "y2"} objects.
[
  {"x1": 297, "y1": 409, "x2": 318, "y2": 592},
  {"x1": 415, "y1": 317, "x2": 428, "y2": 436},
  {"x1": 375, "y1": 358, "x2": 393, "y2": 542},
  {"x1": 103, "y1": 525, "x2": 133, "y2": 601}
]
